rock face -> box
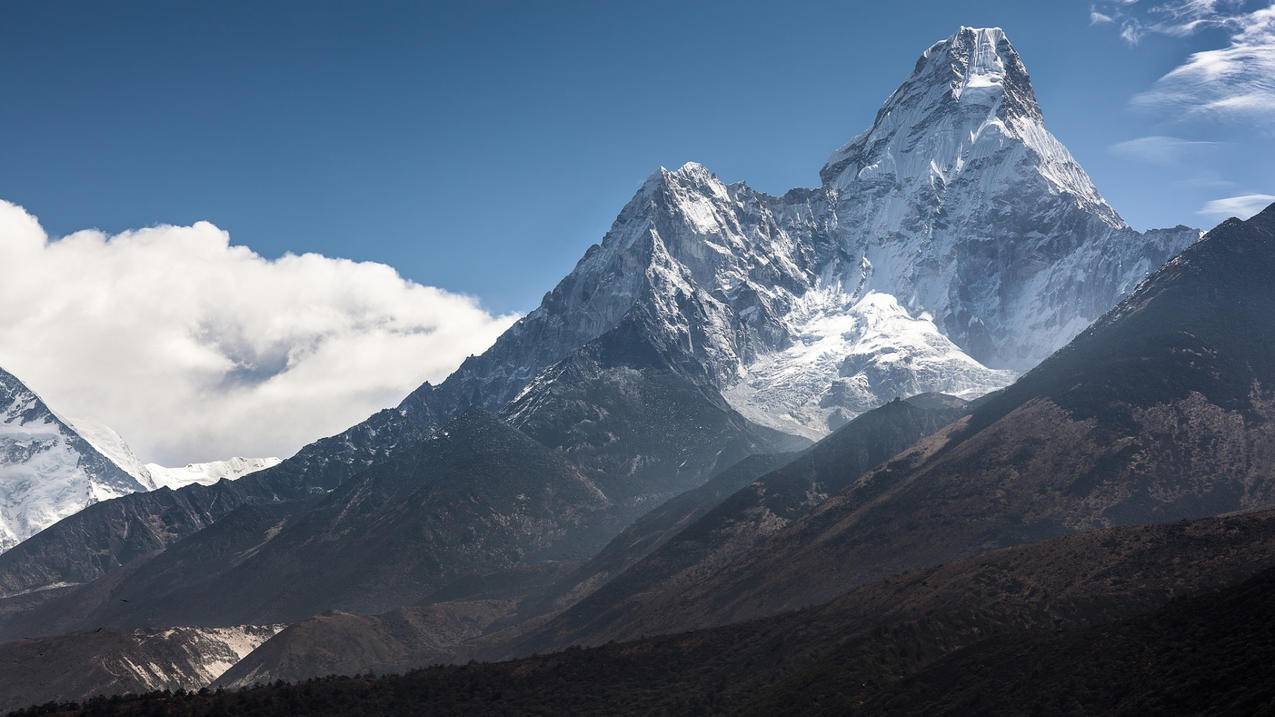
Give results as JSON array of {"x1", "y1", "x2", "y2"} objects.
[{"x1": 0, "y1": 368, "x2": 149, "y2": 552}]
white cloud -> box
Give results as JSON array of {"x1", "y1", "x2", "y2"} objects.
[
  {"x1": 1091, "y1": 9, "x2": 1116, "y2": 25},
  {"x1": 1108, "y1": 135, "x2": 1219, "y2": 163},
  {"x1": 0, "y1": 199, "x2": 519, "y2": 465},
  {"x1": 1197, "y1": 193, "x2": 1275, "y2": 218}
]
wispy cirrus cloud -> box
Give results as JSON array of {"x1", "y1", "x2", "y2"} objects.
[
  {"x1": 1108, "y1": 135, "x2": 1220, "y2": 164},
  {"x1": 1172, "y1": 172, "x2": 1239, "y2": 189},
  {"x1": 1197, "y1": 193, "x2": 1275, "y2": 218},
  {"x1": 1092, "y1": 1, "x2": 1275, "y2": 124}
]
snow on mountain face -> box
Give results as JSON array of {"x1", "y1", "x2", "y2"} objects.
[
  {"x1": 0, "y1": 368, "x2": 148, "y2": 552},
  {"x1": 145, "y1": 457, "x2": 282, "y2": 490},
  {"x1": 723, "y1": 291, "x2": 1012, "y2": 439}
]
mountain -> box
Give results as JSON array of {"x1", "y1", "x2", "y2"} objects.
[
  {"x1": 552, "y1": 201, "x2": 1275, "y2": 643},
  {"x1": 0, "y1": 624, "x2": 280, "y2": 713},
  {"x1": 0, "y1": 368, "x2": 149, "y2": 553},
  {"x1": 400, "y1": 26, "x2": 1193, "y2": 447},
  {"x1": 59, "y1": 507, "x2": 1275, "y2": 715},
  {"x1": 815, "y1": 28, "x2": 1199, "y2": 373}
]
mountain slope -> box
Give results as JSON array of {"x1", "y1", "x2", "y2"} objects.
[
  {"x1": 861, "y1": 561, "x2": 1275, "y2": 715},
  {"x1": 213, "y1": 601, "x2": 509, "y2": 689},
  {"x1": 514, "y1": 451, "x2": 796, "y2": 622},
  {"x1": 0, "y1": 401, "x2": 434, "y2": 598},
  {"x1": 199, "y1": 394, "x2": 970, "y2": 680},
  {"x1": 0, "y1": 624, "x2": 280, "y2": 713},
  {"x1": 514, "y1": 393, "x2": 969, "y2": 653},
  {"x1": 0, "y1": 368, "x2": 149, "y2": 553},
  {"x1": 61, "y1": 507, "x2": 1275, "y2": 715},
  {"x1": 598, "y1": 202, "x2": 1275, "y2": 636},
  {"x1": 2, "y1": 412, "x2": 611, "y2": 634}
]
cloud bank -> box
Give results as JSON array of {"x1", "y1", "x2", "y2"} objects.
[{"x1": 0, "y1": 199, "x2": 519, "y2": 465}]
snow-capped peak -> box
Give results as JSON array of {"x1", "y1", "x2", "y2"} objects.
[
  {"x1": 820, "y1": 26, "x2": 1115, "y2": 229},
  {"x1": 379, "y1": 27, "x2": 1199, "y2": 448},
  {"x1": 926, "y1": 27, "x2": 1024, "y2": 106}
]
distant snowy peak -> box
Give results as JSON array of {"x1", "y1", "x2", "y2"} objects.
[
  {"x1": 67, "y1": 417, "x2": 279, "y2": 491},
  {"x1": 0, "y1": 368, "x2": 148, "y2": 552},
  {"x1": 145, "y1": 457, "x2": 281, "y2": 490}
]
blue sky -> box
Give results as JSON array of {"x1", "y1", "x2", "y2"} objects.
[{"x1": 2, "y1": 0, "x2": 1272, "y2": 314}]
